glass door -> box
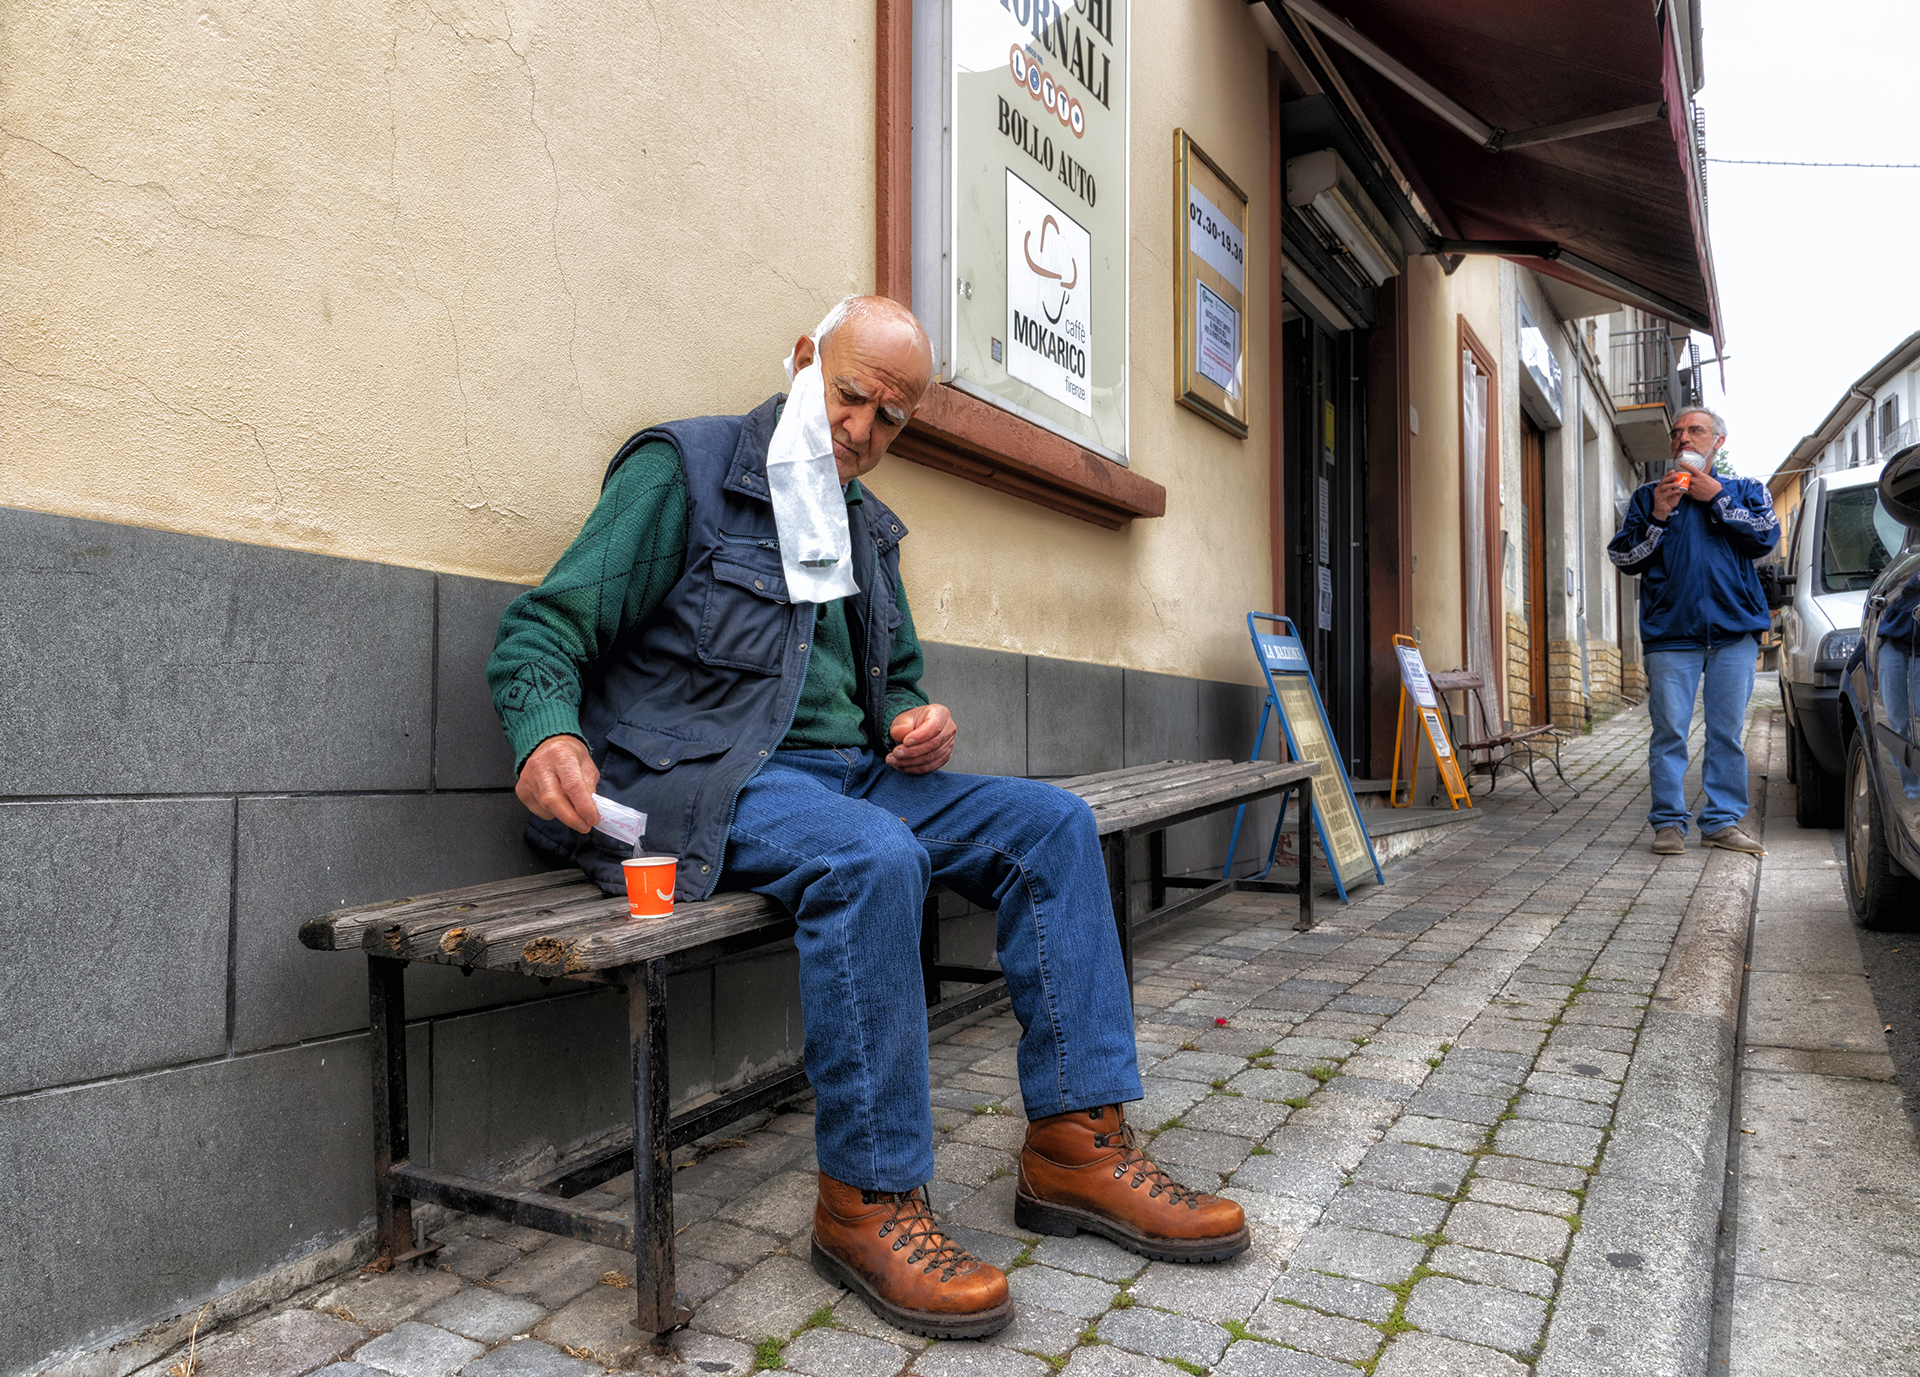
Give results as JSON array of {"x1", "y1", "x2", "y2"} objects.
[{"x1": 1283, "y1": 315, "x2": 1371, "y2": 777}]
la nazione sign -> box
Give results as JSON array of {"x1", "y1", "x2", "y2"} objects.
[{"x1": 915, "y1": 0, "x2": 1129, "y2": 462}]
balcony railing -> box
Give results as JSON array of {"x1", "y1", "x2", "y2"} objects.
[
  {"x1": 1608, "y1": 326, "x2": 1680, "y2": 410},
  {"x1": 1879, "y1": 417, "x2": 1919, "y2": 460}
]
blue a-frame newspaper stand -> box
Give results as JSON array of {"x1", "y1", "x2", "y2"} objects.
[{"x1": 1224, "y1": 613, "x2": 1385, "y2": 902}]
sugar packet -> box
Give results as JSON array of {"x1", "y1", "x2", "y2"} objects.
[{"x1": 591, "y1": 794, "x2": 647, "y2": 847}]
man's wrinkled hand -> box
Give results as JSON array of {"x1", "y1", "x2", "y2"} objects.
[
  {"x1": 887, "y1": 704, "x2": 957, "y2": 774},
  {"x1": 516, "y1": 734, "x2": 601, "y2": 832},
  {"x1": 1684, "y1": 466, "x2": 1723, "y2": 502},
  {"x1": 1652, "y1": 472, "x2": 1688, "y2": 520}
]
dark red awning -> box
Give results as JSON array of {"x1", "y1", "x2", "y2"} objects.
[{"x1": 1274, "y1": 0, "x2": 1722, "y2": 336}]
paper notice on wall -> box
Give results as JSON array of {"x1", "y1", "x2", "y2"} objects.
[
  {"x1": 1317, "y1": 565, "x2": 1333, "y2": 631},
  {"x1": 1187, "y1": 183, "x2": 1246, "y2": 293},
  {"x1": 1196, "y1": 282, "x2": 1239, "y2": 397},
  {"x1": 1006, "y1": 171, "x2": 1093, "y2": 416},
  {"x1": 1317, "y1": 475, "x2": 1331, "y2": 566}
]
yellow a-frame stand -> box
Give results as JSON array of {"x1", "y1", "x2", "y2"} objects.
[{"x1": 1389, "y1": 634, "x2": 1472, "y2": 810}]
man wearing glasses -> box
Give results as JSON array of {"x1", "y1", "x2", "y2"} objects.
[{"x1": 1608, "y1": 408, "x2": 1779, "y2": 855}]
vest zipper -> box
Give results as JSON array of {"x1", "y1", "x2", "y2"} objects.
[{"x1": 709, "y1": 601, "x2": 817, "y2": 894}]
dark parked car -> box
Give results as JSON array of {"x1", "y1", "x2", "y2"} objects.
[{"x1": 1840, "y1": 442, "x2": 1920, "y2": 927}]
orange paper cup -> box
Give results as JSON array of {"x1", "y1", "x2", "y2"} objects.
[
  {"x1": 621, "y1": 856, "x2": 676, "y2": 918},
  {"x1": 1673, "y1": 470, "x2": 1690, "y2": 491}
]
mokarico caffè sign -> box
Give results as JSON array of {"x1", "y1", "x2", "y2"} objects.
[{"x1": 914, "y1": 0, "x2": 1129, "y2": 463}]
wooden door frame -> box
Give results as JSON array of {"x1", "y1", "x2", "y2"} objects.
[
  {"x1": 1521, "y1": 417, "x2": 1549, "y2": 725},
  {"x1": 1457, "y1": 320, "x2": 1503, "y2": 712}
]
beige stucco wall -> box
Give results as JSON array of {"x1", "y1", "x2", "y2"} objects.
[
  {"x1": 3, "y1": 0, "x2": 876, "y2": 586},
  {"x1": 3, "y1": 0, "x2": 1276, "y2": 687}
]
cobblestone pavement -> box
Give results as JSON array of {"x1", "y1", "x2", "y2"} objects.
[{"x1": 132, "y1": 695, "x2": 1754, "y2": 1377}]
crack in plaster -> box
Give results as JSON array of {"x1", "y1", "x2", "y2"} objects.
[
  {"x1": 501, "y1": 5, "x2": 590, "y2": 423},
  {"x1": 0, "y1": 128, "x2": 295, "y2": 249},
  {"x1": 2, "y1": 357, "x2": 288, "y2": 515}
]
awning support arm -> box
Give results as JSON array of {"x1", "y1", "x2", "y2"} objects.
[
  {"x1": 1284, "y1": 0, "x2": 1494, "y2": 146},
  {"x1": 1435, "y1": 238, "x2": 1713, "y2": 334},
  {"x1": 1284, "y1": 1, "x2": 1669, "y2": 153},
  {"x1": 1494, "y1": 102, "x2": 1668, "y2": 151}
]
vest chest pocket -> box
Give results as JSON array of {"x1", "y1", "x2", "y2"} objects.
[
  {"x1": 699, "y1": 557, "x2": 793, "y2": 674},
  {"x1": 605, "y1": 724, "x2": 732, "y2": 773}
]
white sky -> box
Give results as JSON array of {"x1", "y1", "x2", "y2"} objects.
[{"x1": 1690, "y1": 0, "x2": 1920, "y2": 478}]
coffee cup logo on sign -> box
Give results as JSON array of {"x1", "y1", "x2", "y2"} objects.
[{"x1": 1005, "y1": 170, "x2": 1093, "y2": 416}]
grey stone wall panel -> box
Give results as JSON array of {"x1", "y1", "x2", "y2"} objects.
[
  {"x1": 0, "y1": 1040, "x2": 374, "y2": 1376},
  {"x1": 712, "y1": 944, "x2": 805, "y2": 1093},
  {"x1": 1027, "y1": 656, "x2": 1124, "y2": 777},
  {"x1": 918, "y1": 642, "x2": 1027, "y2": 777},
  {"x1": 233, "y1": 793, "x2": 553, "y2": 1050},
  {"x1": 0, "y1": 799, "x2": 232, "y2": 1095},
  {"x1": 1121, "y1": 669, "x2": 1202, "y2": 768},
  {"x1": 435, "y1": 575, "x2": 526, "y2": 790},
  {"x1": 426, "y1": 991, "x2": 630, "y2": 1176},
  {"x1": 0, "y1": 509, "x2": 434, "y2": 796}
]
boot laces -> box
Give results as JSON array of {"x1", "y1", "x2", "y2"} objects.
[
  {"x1": 865, "y1": 1186, "x2": 976, "y2": 1280},
  {"x1": 1093, "y1": 1122, "x2": 1205, "y2": 1208}
]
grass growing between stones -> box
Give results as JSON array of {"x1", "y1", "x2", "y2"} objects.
[{"x1": 750, "y1": 1335, "x2": 786, "y2": 1370}]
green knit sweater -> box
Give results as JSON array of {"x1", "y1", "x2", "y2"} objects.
[{"x1": 487, "y1": 439, "x2": 929, "y2": 770}]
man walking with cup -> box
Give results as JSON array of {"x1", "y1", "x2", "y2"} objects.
[{"x1": 1609, "y1": 407, "x2": 1779, "y2": 855}]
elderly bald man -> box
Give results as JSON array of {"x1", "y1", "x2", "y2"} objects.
[{"x1": 488, "y1": 296, "x2": 1245, "y2": 1338}]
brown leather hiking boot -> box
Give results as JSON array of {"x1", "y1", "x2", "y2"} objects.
[
  {"x1": 1016, "y1": 1105, "x2": 1250, "y2": 1262},
  {"x1": 809, "y1": 1173, "x2": 1012, "y2": 1338}
]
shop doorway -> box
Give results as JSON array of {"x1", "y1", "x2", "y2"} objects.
[
  {"x1": 1282, "y1": 314, "x2": 1370, "y2": 777},
  {"x1": 1520, "y1": 415, "x2": 1549, "y2": 726}
]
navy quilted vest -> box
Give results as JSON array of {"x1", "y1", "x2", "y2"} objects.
[{"x1": 525, "y1": 394, "x2": 911, "y2": 898}]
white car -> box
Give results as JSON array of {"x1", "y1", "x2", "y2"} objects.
[{"x1": 1774, "y1": 461, "x2": 1906, "y2": 826}]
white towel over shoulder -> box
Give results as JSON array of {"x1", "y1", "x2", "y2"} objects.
[{"x1": 765, "y1": 354, "x2": 858, "y2": 604}]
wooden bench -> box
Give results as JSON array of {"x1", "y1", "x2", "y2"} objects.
[
  {"x1": 1426, "y1": 670, "x2": 1578, "y2": 811},
  {"x1": 299, "y1": 757, "x2": 1318, "y2": 1334}
]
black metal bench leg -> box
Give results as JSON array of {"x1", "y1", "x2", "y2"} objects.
[
  {"x1": 1296, "y1": 780, "x2": 1315, "y2": 931},
  {"x1": 1147, "y1": 829, "x2": 1167, "y2": 913},
  {"x1": 1519, "y1": 749, "x2": 1558, "y2": 811},
  {"x1": 1542, "y1": 746, "x2": 1581, "y2": 797},
  {"x1": 919, "y1": 892, "x2": 943, "y2": 1007},
  {"x1": 1103, "y1": 832, "x2": 1134, "y2": 990},
  {"x1": 629, "y1": 959, "x2": 691, "y2": 1334},
  {"x1": 369, "y1": 955, "x2": 414, "y2": 1266}
]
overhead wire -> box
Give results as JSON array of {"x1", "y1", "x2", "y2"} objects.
[{"x1": 1706, "y1": 157, "x2": 1920, "y2": 168}]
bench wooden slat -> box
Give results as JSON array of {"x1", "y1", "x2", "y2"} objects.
[
  {"x1": 444, "y1": 892, "x2": 633, "y2": 966},
  {"x1": 532, "y1": 892, "x2": 794, "y2": 976},
  {"x1": 1055, "y1": 759, "x2": 1221, "y2": 798},
  {"x1": 437, "y1": 889, "x2": 624, "y2": 965},
  {"x1": 362, "y1": 881, "x2": 606, "y2": 959},
  {"x1": 1089, "y1": 762, "x2": 1317, "y2": 834},
  {"x1": 1047, "y1": 759, "x2": 1212, "y2": 792},
  {"x1": 299, "y1": 868, "x2": 582, "y2": 951}
]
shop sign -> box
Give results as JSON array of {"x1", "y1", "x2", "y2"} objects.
[
  {"x1": 1519, "y1": 299, "x2": 1563, "y2": 418},
  {"x1": 1175, "y1": 130, "x2": 1249, "y2": 437},
  {"x1": 914, "y1": 0, "x2": 1129, "y2": 462}
]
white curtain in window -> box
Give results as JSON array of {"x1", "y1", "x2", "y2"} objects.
[{"x1": 1462, "y1": 349, "x2": 1499, "y2": 746}]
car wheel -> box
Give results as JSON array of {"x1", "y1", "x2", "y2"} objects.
[
  {"x1": 1785, "y1": 713, "x2": 1799, "y2": 784},
  {"x1": 1844, "y1": 734, "x2": 1920, "y2": 929},
  {"x1": 1793, "y1": 719, "x2": 1842, "y2": 828}
]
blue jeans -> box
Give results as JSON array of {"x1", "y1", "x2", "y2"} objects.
[
  {"x1": 721, "y1": 749, "x2": 1143, "y2": 1192},
  {"x1": 1645, "y1": 636, "x2": 1757, "y2": 834}
]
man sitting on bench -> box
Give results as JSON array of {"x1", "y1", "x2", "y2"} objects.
[{"x1": 487, "y1": 296, "x2": 1247, "y2": 1339}]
